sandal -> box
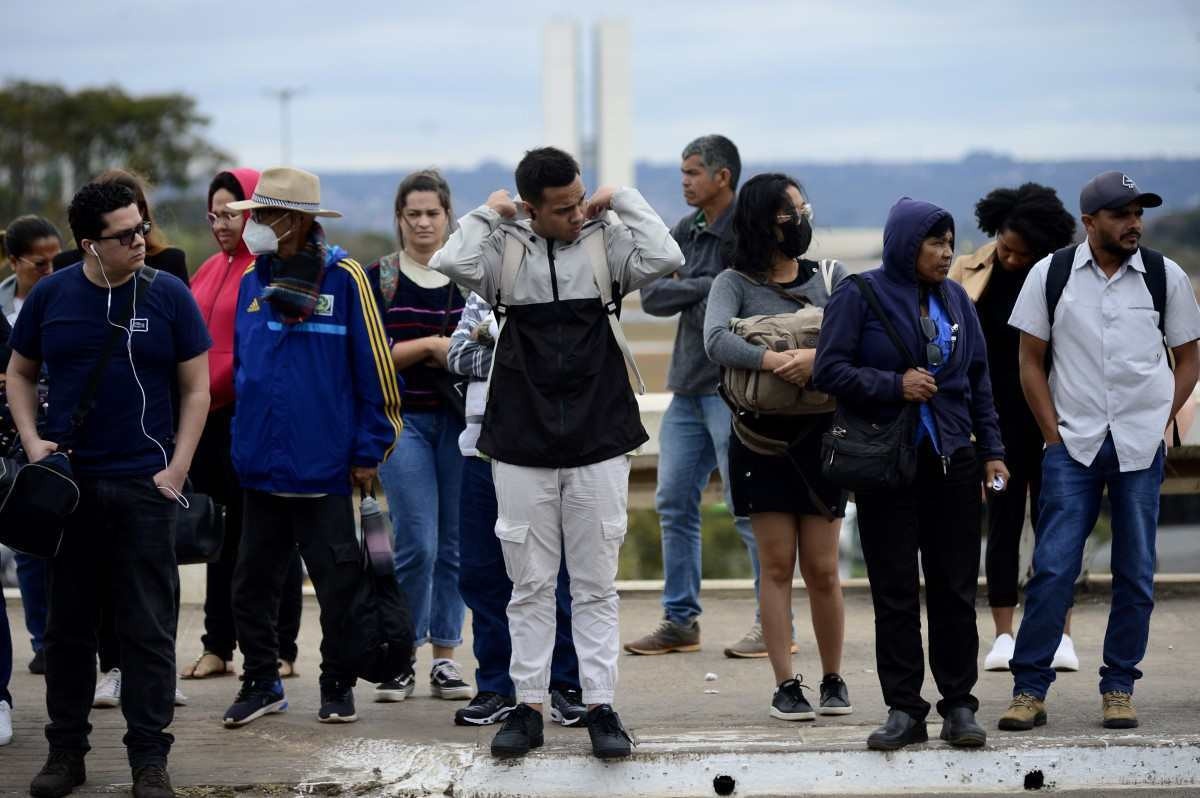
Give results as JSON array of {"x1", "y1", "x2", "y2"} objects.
[
  {"x1": 278, "y1": 659, "x2": 298, "y2": 679},
  {"x1": 181, "y1": 651, "x2": 233, "y2": 680}
]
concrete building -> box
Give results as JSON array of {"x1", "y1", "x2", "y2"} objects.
[
  {"x1": 541, "y1": 21, "x2": 581, "y2": 158},
  {"x1": 593, "y1": 20, "x2": 634, "y2": 188}
]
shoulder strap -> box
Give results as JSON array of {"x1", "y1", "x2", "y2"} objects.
[
  {"x1": 584, "y1": 228, "x2": 646, "y2": 394},
  {"x1": 819, "y1": 259, "x2": 837, "y2": 296},
  {"x1": 66, "y1": 267, "x2": 159, "y2": 449},
  {"x1": 1139, "y1": 247, "x2": 1167, "y2": 335},
  {"x1": 484, "y1": 233, "x2": 527, "y2": 400},
  {"x1": 848, "y1": 274, "x2": 917, "y2": 370},
  {"x1": 1045, "y1": 246, "x2": 1075, "y2": 334},
  {"x1": 728, "y1": 269, "x2": 810, "y2": 308}
]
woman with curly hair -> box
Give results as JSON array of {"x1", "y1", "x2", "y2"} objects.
[{"x1": 948, "y1": 183, "x2": 1076, "y2": 674}]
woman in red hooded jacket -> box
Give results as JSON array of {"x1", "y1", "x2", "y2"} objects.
[{"x1": 182, "y1": 169, "x2": 305, "y2": 680}]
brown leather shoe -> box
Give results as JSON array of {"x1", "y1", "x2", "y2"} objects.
[
  {"x1": 998, "y1": 693, "x2": 1047, "y2": 731},
  {"x1": 1102, "y1": 691, "x2": 1138, "y2": 729}
]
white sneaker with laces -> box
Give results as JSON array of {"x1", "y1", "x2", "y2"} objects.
[
  {"x1": 175, "y1": 686, "x2": 189, "y2": 707},
  {"x1": 1052, "y1": 634, "x2": 1079, "y2": 672},
  {"x1": 0, "y1": 699, "x2": 12, "y2": 746},
  {"x1": 93, "y1": 668, "x2": 122, "y2": 708},
  {"x1": 984, "y1": 633, "x2": 1016, "y2": 671}
]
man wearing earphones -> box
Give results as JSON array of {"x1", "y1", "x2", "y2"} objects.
[{"x1": 6, "y1": 181, "x2": 212, "y2": 798}]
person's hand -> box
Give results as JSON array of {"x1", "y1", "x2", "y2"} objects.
[
  {"x1": 773, "y1": 349, "x2": 815, "y2": 386},
  {"x1": 152, "y1": 465, "x2": 186, "y2": 503},
  {"x1": 22, "y1": 437, "x2": 58, "y2": 463},
  {"x1": 351, "y1": 466, "x2": 377, "y2": 493},
  {"x1": 761, "y1": 350, "x2": 792, "y2": 372},
  {"x1": 901, "y1": 368, "x2": 937, "y2": 403},
  {"x1": 584, "y1": 186, "x2": 618, "y2": 219},
  {"x1": 424, "y1": 336, "x2": 451, "y2": 369},
  {"x1": 984, "y1": 460, "x2": 1010, "y2": 493},
  {"x1": 486, "y1": 190, "x2": 518, "y2": 219}
]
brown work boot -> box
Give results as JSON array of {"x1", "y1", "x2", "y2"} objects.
[
  {"x1": 1102, "y1": 691, "x2": 1138, "y2": 729},
  {"x1": 997, "y1": 693, "x2": 1047, "y2": 731},
  {"x1": 623, "y1": 619, "x2": 700, "y2": 655}
]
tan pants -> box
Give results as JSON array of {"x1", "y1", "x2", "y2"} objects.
[{"x1": 492, "y1": 455, "x2": 630, "y2": 706}]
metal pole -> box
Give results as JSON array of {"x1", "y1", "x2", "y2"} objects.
[{"x1": 264, "y1": 87, "x2": 305, "y2": 165}]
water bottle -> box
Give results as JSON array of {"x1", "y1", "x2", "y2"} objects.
[{"x1": 360, "y1": 491, "x2": 394, "y2": 577}]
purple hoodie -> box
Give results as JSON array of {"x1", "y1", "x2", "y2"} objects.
[{"x1": 812, "y1": 197, "x2": 1004, "y2": 462}]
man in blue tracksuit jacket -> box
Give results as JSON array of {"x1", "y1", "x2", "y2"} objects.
[{"x1": 216, "y1": 168, "x2": 403, "y2": 729}]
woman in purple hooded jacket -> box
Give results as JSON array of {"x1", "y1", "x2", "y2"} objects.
[{"x1": 813, "y1": 197, "x2": 1009, "y2": 752}]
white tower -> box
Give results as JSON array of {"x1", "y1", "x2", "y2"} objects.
[
  {"x1": 542, "y1": 21, "x2": 581, "y2": 157},
  {"x1": 593, "y1": 20, "x2": 634, "y2": 188}
]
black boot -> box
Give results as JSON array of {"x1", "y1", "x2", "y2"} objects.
[
  {"x1": 491, "y1": 704, "x2": 544, "y2": 757},
  {"x1": 132, "y1": 764, "x2": 175, "y2": 798},
  {"x1": 30, "y1": 752, "x2": 86, "y2": 798},
  {"x1": 939, "y1": 706, "x2": 986, "y2": 748},
  {"x1": 867, "y1": 709, "x2": 928, "y2": 751}
]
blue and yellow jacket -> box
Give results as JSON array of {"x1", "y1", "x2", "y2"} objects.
[{"x1": 232, "y1": 243, "x2": 403, "y2": 495}]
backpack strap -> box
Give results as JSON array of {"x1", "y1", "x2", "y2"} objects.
[
  {"x1": 584, "y1": 228, "x2": 646, "y2": 394},
  {"x1": 848, "y1": 274, "x2": 917, "y2": 370},
  {"x1": 484, "y1": 233, "x2": 525, "y2": 399},
  {"x1": 1139, "y1": 247, "x2": 1180, "y2": 446},
  {"x1": 819, "y1": 259, "x2": 837, "y2": 297},
  {"x1": 1042, "y1": 246, "x2": 1075, "y2": 374}
]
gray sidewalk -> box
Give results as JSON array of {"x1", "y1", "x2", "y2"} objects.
[{"x1": 2, "y1": 585, "x2": 1198, "y2": 796}]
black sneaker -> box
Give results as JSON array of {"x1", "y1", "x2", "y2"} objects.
[
  {"x1": 30, "y1": 751, "x2": 86, "y2": 798},
  {"x1": 318, "y1": 684, "x2": 358, "y2": 723},
  {"x1": 818, "y1": 673, "x2": 854, "y2": 716},
  {"x1": 770, "y1": 676, "x2": 816, "y2": 721},
  {"x1": 550, "y1": 688, "x2": 588, "y2": 727},
  {"x1": 430, "y1": 659, "x2": 474, "y2": 700},
  {"x1": 455, "y1": 692, "x2": 516, "y2": 726},
  {"x1": 374, "y1": 670, "x2": 416, "y2": 703},
  {"x1": 29, "y1": 649, "x2": 47, "y2": 675},
  {"x1": 131, "y1": 764, "x2": 174, "y2": 798},
  {"x1": 222, "y1": 678, "x2": 287, "y2": 728},
  {"x1": 491, "y1": 703, "x2": 544, "y2": 757},
  {"x1": 585, "y1": 704, "x2": 634, "y2": 759}
]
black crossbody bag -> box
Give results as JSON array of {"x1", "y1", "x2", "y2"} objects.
[{"x1": 819, "y1": 275, "x2": 920, "y2": 493}]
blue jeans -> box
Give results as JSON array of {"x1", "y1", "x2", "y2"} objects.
[
  {"x1": 656, "y1": 394, "x2": 759, "y2": 626},
  {"x1": 381, "y1": 409, "x2": 467, "y2": 648},
  {"x1": 458, "y1": 456, "x2": 579, "y2": 696},
  {"x1": 15, "y1": 552, "x2": 48, "y2": 652},
  {"x1": 1011, "y1": 435, "x2": 1164, "y2": 699}
]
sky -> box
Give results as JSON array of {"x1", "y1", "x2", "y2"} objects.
[{"x1": 5, "y1": 0, "x2": 1199, "y2": 172}]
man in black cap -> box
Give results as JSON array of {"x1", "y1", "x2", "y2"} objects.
[{"x1": 999, "y1": 171, "x2": 1200, "y2": 732}]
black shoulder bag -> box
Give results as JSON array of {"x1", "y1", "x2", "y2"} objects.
[{"x1": 819, "y1": 274, "x2": 920, "y2": 493}]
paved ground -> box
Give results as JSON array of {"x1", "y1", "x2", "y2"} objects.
[{"x1": 2, "y1": 584, "x2": 1198, "y2": 796}]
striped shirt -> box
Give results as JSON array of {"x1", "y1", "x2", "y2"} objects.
[{"x1": 380, "y1": 270, "x2": 465, "y2": 413}]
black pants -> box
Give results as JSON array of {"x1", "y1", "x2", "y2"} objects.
[
  {"x1": 45, "y1": 477, "x2": 178, "y2": 768},
  {"x1": 190, "y1": 407, "x2": 303, "y2": 662},
  {"x1": 984, "y1": 419, "x2": 1044, "y2": 608},
  {"x1": 856, "y1": 443, "x2": 981, "y2": 721},
  {"x1": 234, "y1": 491, "x2": 361, "y2": 690}
]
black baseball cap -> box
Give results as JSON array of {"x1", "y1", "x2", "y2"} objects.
[{"x1": 1079, "y1": 171, "x2": 1163, "y2": 215}]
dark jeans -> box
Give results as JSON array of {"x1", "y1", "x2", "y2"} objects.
[
  {"x1": 15, "y1": 552, "x2": 48, "y2": 653},
  {"x1": 1, "y1": 581, "x2": 11, "y2": 705},
  {"x1": 1012, "y1": 435, "x2": 1164, "y2": 699},
  {"x1": 234, "y1": 491, "x2": 361, "y2": 690},
  {"x1": 45, "y1": 477, "x2": 178, "y2": 769},
  {"x1": 458, "y1": 455, "x2": 579, "y2": 696},
  {"x1": 985, "y1": 418, "x2": 1045, "y2": 608},
  {"x1": 856, "y1": 442, "x2": 982, "y2": 722},
  {"x1": 191, "y1": 407, "x2": 302, "y2": 662}
]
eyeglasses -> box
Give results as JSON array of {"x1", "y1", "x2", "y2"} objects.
[
  {"x1": 920, "y1": 316, "x2": 959, "y2": 368},
  {"x1": 774, "y1": 202, "x2": 814, "y2": 226},
  {"x1": 207, "y1": 210, "x2": 241, "y2": 227},
  {"x1": 94, "y1": 220, "x2": 151, "y2": 248},
  {"x1": 16, "y1": 256, "x2": 54, "y2": 271}
]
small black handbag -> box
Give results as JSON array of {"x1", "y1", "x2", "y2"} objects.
[
  {"x1": 174, "y1": 489, "x2": 226, "y2": 565},
  {"x1": 820, "y1": 275, "x2": 920, "y2": 493}
]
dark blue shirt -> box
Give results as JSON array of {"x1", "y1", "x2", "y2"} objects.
[{"x1": 8, "y1": 264, "x2": 211, "y2": 478}]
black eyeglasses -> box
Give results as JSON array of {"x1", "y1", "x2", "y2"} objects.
[{"x1": 95, "y1": 220, "x2": 152, "y2": 248}]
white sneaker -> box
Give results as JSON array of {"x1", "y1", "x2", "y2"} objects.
[
  {"x1": 175, "y1": 686, "x2": 189, "y2": 707},
  {"x1": 0, "y1": 699, "x2": 12, "y2": 746},
  {"x1": 1052, "y1": 634, "x2": 1080, "y2": 672},
  {"x1": 984, "y1": 634, "x2": 1016, "y2": 671},
  {"x1": 93, "y1": 668, "x2": 122, "y2": 708}
]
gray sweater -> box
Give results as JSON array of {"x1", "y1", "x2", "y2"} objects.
[{"x1": 703, "y1": 260, "x2": 848, "y2": 371}]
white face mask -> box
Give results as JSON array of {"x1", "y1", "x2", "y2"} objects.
[{"x1": 243, "y1": 216, "x2": 292, "y2": 255}]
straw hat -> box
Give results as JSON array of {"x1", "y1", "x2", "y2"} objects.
[{"x1": 226, "y1": 166, "x2": 342, "y2": 218}]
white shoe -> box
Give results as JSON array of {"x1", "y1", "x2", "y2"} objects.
[
  {"x1": 984, "y1": 634, "x2": 1015, "y2": 671},
  {"x1": 93, "y1": 668, "x2": 122, "y2": 708},
  {"x1": 1052, "y1": 634, "x2": 1080, "y2": 672},
  {"x1": 175, "y1": 686, "x2": 189, "y2": 707},
  {"x1": 0, "y1": 699, "x2": 12, "y2": 746}
]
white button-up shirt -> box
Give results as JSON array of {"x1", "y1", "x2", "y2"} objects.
[{"x1": 1008, "y1": 242, "x2": 1200, "y2": 471}]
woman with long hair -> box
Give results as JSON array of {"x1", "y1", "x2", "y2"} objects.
[{"x1": 703, "y1": 173, "x2": 852, "y2": 722}]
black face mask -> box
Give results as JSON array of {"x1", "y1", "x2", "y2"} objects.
[{"x1": 778, "y1": 216, "x2": 813, "y2": 259}]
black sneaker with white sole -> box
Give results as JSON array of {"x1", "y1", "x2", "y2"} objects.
[
  {"x1": 770, "y1": 676, "x2": 816, "y2": 721},
  {"x1": 491, "y1": 704, "x2": 544, "y2": 757},
  {"x1": 430, "y1": 660, "x2": 474, "y2": 700},
  {"x1": 549, "y1": 688, "x2": 587, "y2": 727},
  {"x1": 818, "y1": 673, "x2": 854, "y2": 716},
  {"x1": 318, "y1": 684, "x2": 358, "y2": 723},
  {"x1": 374, "y1": 670, "x2": 416, "y2": 703},
  {"x1": 223, "y1": 679, "x2": 287, "y2": 728},
  {"x1": 455, "y1": 692, "x2": 516, "y2": 726}
]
